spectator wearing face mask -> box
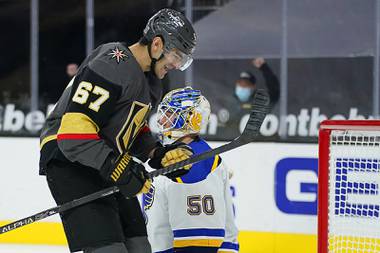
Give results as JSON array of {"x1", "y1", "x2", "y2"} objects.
[
  {"x1": 213, "y1": 58, "x2": 279, "y2": 140},
  {"x1": 234, "y1": 57, "x2": 279, "y2": 109}
]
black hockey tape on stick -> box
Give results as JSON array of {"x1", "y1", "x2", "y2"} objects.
[{"x1": 0, "y1": 89, "x2": 270, "y2": 235}]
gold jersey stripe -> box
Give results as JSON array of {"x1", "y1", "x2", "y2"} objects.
[
  {"x1": 211, "y1": 155, "x2": 220, "y2": 172},
  {"x1": 175, "y1": 177, "x2": 184, "y2": 183},
  {"x1": 40, "y1": 134, "x2": 57, "y2": 149},
  {"x1": 0, "y1": 221, "x2": 318, "y2": 253},
  {"x1": 173, "y1": 238, "x2": 223, "y2": 248},
  {"x1": 58, "y1": 112, "x2": 99, "y2": 135}
]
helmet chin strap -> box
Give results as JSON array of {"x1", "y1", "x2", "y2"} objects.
[{"x1": 148, "y1": 42, "x2": 165, "y2": 77}]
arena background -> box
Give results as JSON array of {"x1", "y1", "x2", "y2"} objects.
[{"x1": 0, "y1": 0, "x2": 379, "y2": 252}]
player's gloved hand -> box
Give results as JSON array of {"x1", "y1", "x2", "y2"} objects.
[
  {"x1": 148, "y1": 142, "x2": 193, "y2": 179},
  {"x1": 101, "y1": 153, "x2": 151, "y2": 198}
]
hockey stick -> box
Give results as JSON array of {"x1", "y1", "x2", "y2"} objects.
[{"x1": 0, "y1": 89, "x2": 270, "y2": 235}]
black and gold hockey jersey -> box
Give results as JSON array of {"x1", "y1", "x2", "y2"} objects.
[{"x1": 39, "y1": 42, "x2": 161, "y2": 175}]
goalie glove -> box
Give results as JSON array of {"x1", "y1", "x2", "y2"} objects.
[
  {"x1": 101, "y1": 153, "x2": 151, "y2": 198},
  {"x1": 148, "y1": 142, "x2": 193, "y2": 180}
]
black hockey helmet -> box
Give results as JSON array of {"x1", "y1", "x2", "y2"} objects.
[{"x1": 143, "y1": 8, "x2": 196, "y2": 71}]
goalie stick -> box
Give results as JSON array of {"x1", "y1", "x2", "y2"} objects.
[{"x1": 0, "y1": 89, "x2": 270, "y2": 235}]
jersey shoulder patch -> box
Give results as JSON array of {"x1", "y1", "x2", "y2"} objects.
[
  {"x1": 87, "y1": 43, "x2": 136, "y2": 87},
  {"x1": 105, "y1": 44, "x2": 129, "y2": 64}
]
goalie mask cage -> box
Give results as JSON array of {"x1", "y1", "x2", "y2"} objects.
[{"x1": 318, "y1": 120, "x2": 380, "y2": 253}]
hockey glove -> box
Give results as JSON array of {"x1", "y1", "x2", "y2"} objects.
[
  {"x1": 148, "y1": 142, "x2": 193, "y2": 179},
  {"x1": 101, "y1": 153, "x2": 151, "y2": 198}
]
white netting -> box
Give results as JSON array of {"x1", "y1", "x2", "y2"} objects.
[{"x1": 328, "y1": 130, "x2": 380, "y2": 252}]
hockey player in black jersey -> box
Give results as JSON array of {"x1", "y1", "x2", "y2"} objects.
[{"x1": 39, "y1": 9, "x2": 196, "y2": 253}]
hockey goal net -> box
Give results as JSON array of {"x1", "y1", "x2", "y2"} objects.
[{"x1": 318, "y1": 120, "x2": 380, "y2": 253}]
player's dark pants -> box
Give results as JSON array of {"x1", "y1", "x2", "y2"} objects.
[{"x1": 45, "y1": 159, "x2": 151, "y2": 253}]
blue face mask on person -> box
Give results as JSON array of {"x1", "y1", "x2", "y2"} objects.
[{"x1": 235, "y1": 86, "x2": 253, "y2": 102}]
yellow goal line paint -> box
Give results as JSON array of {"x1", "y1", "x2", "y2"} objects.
[{"x1": 0, "y1": 221, "x2": 317, "y2": 253}]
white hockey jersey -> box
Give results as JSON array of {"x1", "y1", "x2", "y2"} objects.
[{"x1": 143, "y1": 138, "x2": 239, "y2": 253}]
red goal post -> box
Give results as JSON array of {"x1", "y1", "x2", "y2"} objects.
[{"x1": 318, "y1": 120, "x2": 380, "y2": 253}]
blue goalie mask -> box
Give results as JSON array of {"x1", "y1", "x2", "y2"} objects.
[{"x1": 156, "y1": 87, "x2": 211, "y2": 144}]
